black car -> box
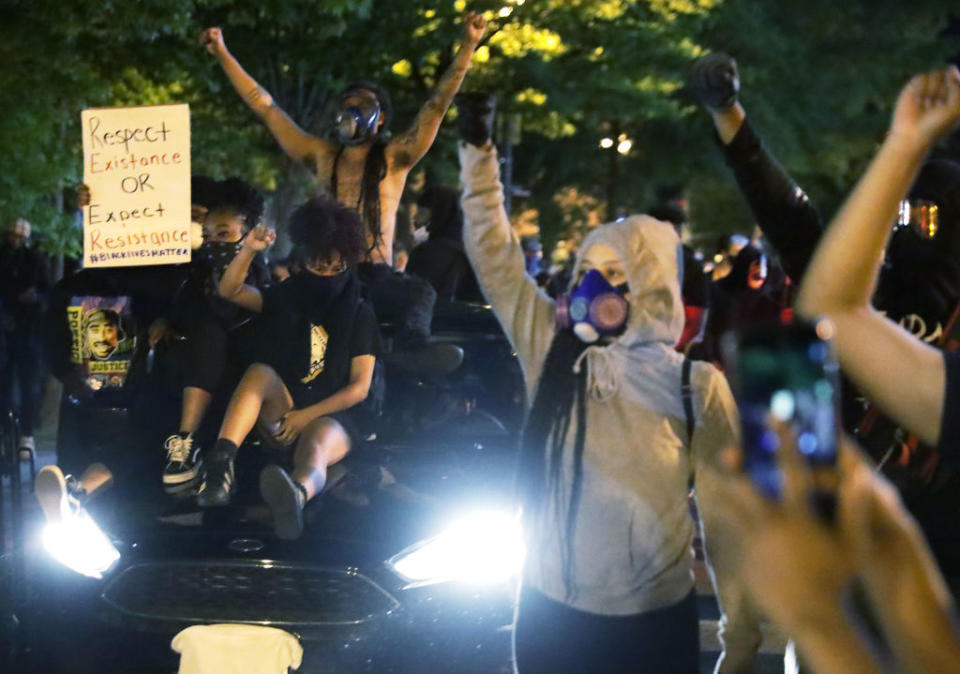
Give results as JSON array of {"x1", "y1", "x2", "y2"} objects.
[{"x1": 2, "y1": 302, "x2": 526, "y2": 673}]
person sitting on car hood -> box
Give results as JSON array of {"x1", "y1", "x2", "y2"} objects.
[{"x1": 197, "y1": 195, "x2": 381, "y2": 540}]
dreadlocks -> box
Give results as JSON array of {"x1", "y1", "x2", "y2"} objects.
[
  {"x1": 330, "y1": 139, "x2": 388, "y2": 256},
  {"x1": 518, "y1": 329, "x2": 590, "y2": 602}
]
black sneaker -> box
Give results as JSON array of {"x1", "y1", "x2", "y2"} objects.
[
  {"x1": 385, "y1": 342, "x2": 464, "y2": 377},
  {"x1": 196, "y1": 455, "x2": 235, "y2": 507},
  {"x1": 162, "y1": 433, "x2": 203, "y2": 494},
  {"x1": 259, "y1": 465, "x2": 306, "y2": 540}
]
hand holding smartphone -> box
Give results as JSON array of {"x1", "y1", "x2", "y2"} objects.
[{"x1": 724, "y1": 319, "x2": 841, "y2": 521}]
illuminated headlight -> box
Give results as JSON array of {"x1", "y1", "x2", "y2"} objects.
[
  {"x1": 42, "y1": 509, "x2": 120, "y2": 579},
  {"x1": 387, "y1": 510, "x2": 524, "y2": 588}
]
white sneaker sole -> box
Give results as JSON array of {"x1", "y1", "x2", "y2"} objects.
[{"x1": 36, "y1": 465, "x2": 68, "y2": 525}]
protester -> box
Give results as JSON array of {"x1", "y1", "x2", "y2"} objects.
[
  {"x1": 159, "y1": 177, "x2": 271, "y2": 495},
  {"x1": 0, "y1": 218, "x2": 49, "y2": 456},
  {"x1": 692, "y1": 53, "x2": 960, "y2": 591},
  {"x1": 796, "y1": 65, "x2": 960, "y2": 509},
  {"x1": 457, "y1": 98, "x2": 760, "y2": 673},
  {"x1": 200, "y1": 11, "x2": 488, "y2": 374},
  {"x1": 196, "y1": 196, "x2": 380, "y2": 541},
  {"x1": 406, "y1": 184, "x2": 482, "y2": 304},
  {"x1": 36, "y1": 262, "x2": 188, "y2": 526}
]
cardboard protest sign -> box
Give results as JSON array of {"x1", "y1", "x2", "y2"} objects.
[{"x1": 81, "y1": 104, "x2": 191, "y2": 267}]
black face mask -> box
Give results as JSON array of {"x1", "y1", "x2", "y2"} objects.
[{"x1": 292, "y1": 269, "x2": 349, "y2": 299}]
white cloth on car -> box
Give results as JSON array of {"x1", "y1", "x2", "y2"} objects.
[{"x1": 172, "y1": 623, "x2": 302, "y2": 674}]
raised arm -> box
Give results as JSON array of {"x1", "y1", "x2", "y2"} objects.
[
  {"x1": 388, "y1": 12, "x2": 487, "y2": 169},
  {"x1": 218, "y1": 225, "x2": 276, "y2": 313},
  {"x1": 201, "y1": 27, "x2": 333, "y2": 167},
  {"x1": 796, "y1": 66, "x2": 960, "y2": 446},
  {"x1": 690, "y1": 54, "x2": 823, "y2": 282},
  {"x1": 459, "y1": 140, "x2": 556, "y2": 396}
]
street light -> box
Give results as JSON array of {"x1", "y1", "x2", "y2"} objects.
[
  {"x1": 617, "y1": 139, "x2": 632, "y2": 155},
  {"x1": 599, "y1": 137, "x2": 614, "y2": 149}
]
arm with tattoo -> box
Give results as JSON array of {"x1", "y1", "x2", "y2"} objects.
[
  {"x1": 389, "y1": 12, "x2": 488, "y2": 168},
  {"x1": 200, "y1": 27, "x2": 333, "y2": 167}
]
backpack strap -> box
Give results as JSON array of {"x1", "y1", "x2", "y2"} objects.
[{"x1": 681, "y1": 357, "x2": 695, "y2": 444}]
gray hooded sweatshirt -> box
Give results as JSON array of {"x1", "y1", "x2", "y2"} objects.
[{"x1": 460, "y1": 142, "x2": 762, "y2": 673}]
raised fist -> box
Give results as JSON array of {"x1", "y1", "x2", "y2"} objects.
[
  {"x1": 462, "y1": 10, "x2": 488, "y2": 48},
  {"x1": 456, "y1": 92, "x2": 496, "y2": 147},
  {"x1": 688, "y1": 52, "x2": 740, "y2": 111},
  {"x1": 891, "y1": 66, "x2": 960, "y2": 148},
  {"x1": 200, "y1": 27, "x2": 226, "y2": 57},
  {"x1": 242, "y1": 225, "x2": 276, "y2": 252}
]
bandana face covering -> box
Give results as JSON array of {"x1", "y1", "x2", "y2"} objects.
[
  {"x1": 334, "y1": 89, "x2": 381, "y2": 146},
  {"x1": 555, "y1": 269, "x2": 630, "y2": 343}
]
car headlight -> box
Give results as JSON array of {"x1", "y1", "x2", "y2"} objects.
[
  {"x1": 387, "y1": 509, "x2": 524, "y2": 588},
  {"x1": 42, "y1": 508, "x2": 120, "y2": 579}
]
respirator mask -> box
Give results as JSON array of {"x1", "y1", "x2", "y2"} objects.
[
  {"x1": 334, "y1": 89, "x2": 382, "y2": 146},
  {"x1": 556, "y1": 269, "x2": 630, "y2": 343}
]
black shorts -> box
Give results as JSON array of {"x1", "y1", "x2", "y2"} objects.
[{"x1": 254, "y1": 407, "x2": 366, "y2": 458}]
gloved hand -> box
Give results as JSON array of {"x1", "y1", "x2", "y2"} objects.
[
  {"x1": 688, "y1": 52, "x2": 740, "y2": 111},
  {"x1": 456, "y1": 92, "x2": 497, "y2": 147}
]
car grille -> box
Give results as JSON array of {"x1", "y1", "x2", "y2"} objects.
[{"x1": 101, "y1": 560, "x2": 399, "y2": 626}]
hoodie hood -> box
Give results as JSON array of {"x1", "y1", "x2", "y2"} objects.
[{"x1": 572, "y1": 215, "x2": 684, "y2": 347}]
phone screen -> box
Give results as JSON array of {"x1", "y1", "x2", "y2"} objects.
[{"x1": 724, "y1": 320, "x2": 839, "y2": 501}]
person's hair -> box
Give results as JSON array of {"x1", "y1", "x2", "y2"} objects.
[
  {"x1": 191, "y1": 175, "x2": 218, "y2": 209},
  {"x1": 287, "y1": 194, "x2": 367, "y2": 267},
  {"x1": 517, "y1": 330, "x2": 590, "y2": 601},
  {"x1": 331, "y1": 140, "x2": 387, "y2": 255},
  {"x1": 207, "y1": 177, "x2": 264, "y2": 229}
]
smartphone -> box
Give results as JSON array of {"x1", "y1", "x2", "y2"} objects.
[{"x1": 723, "y1": 320, "x2": 840, "y2": 509}]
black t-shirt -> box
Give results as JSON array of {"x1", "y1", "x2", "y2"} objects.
[{"x1": 258, "y1": 279, "x2": 380, "y2": 407}]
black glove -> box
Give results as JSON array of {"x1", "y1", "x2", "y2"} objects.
[
  {"x1": 456, "y1": 92, "x2": 496, "y2": 147},
  {"x1": 688, "y1": 52, "x2": 740, "y2": 111}
]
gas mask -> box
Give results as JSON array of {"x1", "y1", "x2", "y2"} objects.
[
  {"x1": 556, "y1": 269, "x2": 630, "y2": 343},
  {"x1": 334, "y1": 89, "x2": 382, "y2": 146}
]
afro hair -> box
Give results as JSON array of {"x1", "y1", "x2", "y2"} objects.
[
  {"x1": 207, "y1": 177, "x2": 265, "y2": 228},
  {"x1": 288, "y1": 195, "x2": 367, "y2": 267}
]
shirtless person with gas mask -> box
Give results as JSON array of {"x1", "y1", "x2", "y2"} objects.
[{"x1": 201, "y1": 12, "x2": 487, "y2": 373}]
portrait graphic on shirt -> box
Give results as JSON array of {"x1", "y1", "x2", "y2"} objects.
[
  {"x1": 68, "y1": 296, "x2": 136, "y2": 390},
  {"x1": 301, "y1": 323, "x2": 328, "y2": 384}
]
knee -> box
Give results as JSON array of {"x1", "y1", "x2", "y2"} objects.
[
  {"x1": 241, "y1": 363, "x2": 279, "y2": 389},
  {"x1": 297, "y1": 418, "x2": 350, "y2": 464}
]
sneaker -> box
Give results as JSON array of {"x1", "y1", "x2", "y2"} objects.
[
  {"x1": 36, "y1": 465, "x2": 86, "y2": 525},
  {"x1": 162, "y1": 433, "x2": 203, "y2": 494},
  {"x1": 196, "y1": 455, "x2": 235, "y2": 507},
  {"x1": 259, "y1": 464, "x2": 306, "y2": 540},
  {"x1": 385, "y1": 342, "x2": 464, "y2": 377}
]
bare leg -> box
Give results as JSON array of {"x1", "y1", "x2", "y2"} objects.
[
  {"x1": 291, "y1": 418, "x2": 351, "y2": 501},
  {"x1": 180, "y1": 386, "x2": 213, "y2": 435},
  {"x1": 217, "y1": 363, "x2": 293, "y2": 446},
  {"x1": 260, "y1": 417, "x2": 352, "y2": 539}
]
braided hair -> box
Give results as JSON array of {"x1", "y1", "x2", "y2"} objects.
[
  {"x1": 330, "y1": 139, "x2": 388, "y2": 256},
  {"x1": 518, "y1": 329, "x2": 590, "y2": 602}
]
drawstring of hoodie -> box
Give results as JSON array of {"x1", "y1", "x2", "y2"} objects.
[{"x1": 573, "y1": 344, "x2": 620, "y2": 403}]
